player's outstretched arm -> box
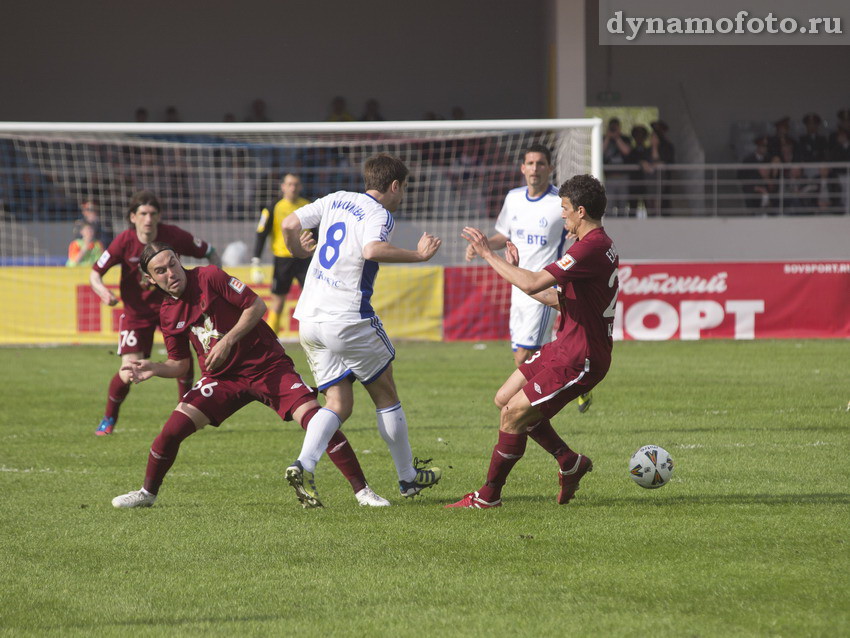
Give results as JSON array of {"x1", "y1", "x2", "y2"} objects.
[
  {"x1": 89, "y1": 269, "x2": 118, "y2": 306},
  {"x1": 206, "y1": 247, "x2": 222, "y2": 267},
  {"x1": 465, "y1": 232, "x2": 507, "y2": 262},
  {"x1": 505, "y1": 240, "x2": 558, "y2": 307},
  {"x1": 462, "y1": 227, "x2": 555, "y2": 295},
  {"x1": 363, "y1": 232, "x2": 441, "y2": 263},
  {"x1": 122, "y1": 358, "x2": 190, "y2": 383}
]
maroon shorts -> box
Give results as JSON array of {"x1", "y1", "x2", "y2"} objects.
[
  {"x1": 180, "y1": 360, "x2": 318, "y2": 427},
  {"x1": 116, "y1": 313, "x2": 158, "y2": 357},
  {"x1": 520, "y1": 345, "x2": 610, "y2": 419}
]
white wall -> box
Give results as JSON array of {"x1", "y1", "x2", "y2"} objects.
[{"x1": 0, "y1": 0, "x2": 548, "y2": 123}]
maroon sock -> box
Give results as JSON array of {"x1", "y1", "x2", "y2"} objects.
[
  {"x1": 143, "y1": 411, "x2": 197, "y2": 495},
  {"x1": 104, "y1": 373, "x2": 131, "y2": 420},
  {"x1": 177, "y1": 357, "x2": 194, "y2": 399},
  {"x1": 478, "y1": 430, "x2": 527, "y2": 502},
  {"x1": 527, "y1": 419, "x2": 577, "y2": 468},
  {"x1": 301, "y1": 406, "x2": 367, "y2": 493}
]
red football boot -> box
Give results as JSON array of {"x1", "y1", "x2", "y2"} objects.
[
  {"x1": 445, "y1": 491, "x2": 502, "y2": 509},
  {"x1": 557, "y1": 454, "x2": 593, "y2": 504}
]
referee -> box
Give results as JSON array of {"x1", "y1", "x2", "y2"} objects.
[{"x1": 251, "y1": 173, "x2": 312, "y2": 335}]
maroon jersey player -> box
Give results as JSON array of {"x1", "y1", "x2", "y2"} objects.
[
  {"x1": 448, "y1": 174, "x2": 619, "y2": 509},
  {"x1": 89, "y1": 191, "x2": 219, "y2": 436},
  {"x1": 111, "y1": 241, "x2": 389, "y2": 508}
]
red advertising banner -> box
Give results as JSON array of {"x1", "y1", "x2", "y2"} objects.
[
  {"x1": 616, "y1": 261, "x2": 850, "y2": 340},
  {"x1": 444, "y1": 261, "x2": 850, "y2": 341}
]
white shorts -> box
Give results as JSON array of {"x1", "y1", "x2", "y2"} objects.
[
  {"x1": 298, "y1": 316, "x2": 395, "y2": 390},
  {"x1": 510, "y1": 292, "x2": 557, "y2": 351}
]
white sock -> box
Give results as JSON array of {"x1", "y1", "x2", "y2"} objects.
[
  {"x1": 297, "y1": 408, "x2": 342, "y2": 473},
  {"x1": 376, "y1": 402, "x2": 416, "y2": 482}
]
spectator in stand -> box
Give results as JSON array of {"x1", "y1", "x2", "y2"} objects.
[
  {"x1": 66, "y1": 221, "x2": 104, "y2": 267},
  {"x1": 828, "y1": 108, "x2": 850, "y2": 150},
  {"x1": 627, "y1": 125, "x2": 651, "y2": 215},
  {"x1": 798, "y1": 113, "x2": 828, "y2": 163},
  {"x1": 797, "y1": 113, "x2": 829, "y2": 212},
  {"x1": 247, "y1": 99, "x2": 271, "y2": 122},
  {"x1": 326, "y1": 96, "x2": 354, "y2": 122},
  {"x1": 773, "y1": 139, "x2": 805, "y2": 214},
  {"x1": 738, "y1": 136, "x2": 777, "y2": 211},
  {"x1": 359, "y1": 99, "x2": 385, "y2": 121},
  {"x1": 767, "y1": 116, "x2": 795, "y2": 161},
  {"x1": 602, "y1": 118, "x2": 632, "y2": 215},
  {"x1": 828, "y1": 114, "x2": 850, "y2": 212},
  {"x1": 646, "y1": 121, "x2": 675, "y2": 214},
  {"x1": 77, "y1": 199, "x2": 112, "y2": 246},
  {"x1": 164, "y1": 106, "x2": 181, "y2": 122},
  {"x1": 134, "y1": 108, "x2": 149, "y2": 123},
  {"x1": 650, "y1": 120, "x2": 675, "y2": 163}
]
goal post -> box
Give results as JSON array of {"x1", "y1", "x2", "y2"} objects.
[{"x1": 0, "y1": 118, "x2": 602, "y2": 344}]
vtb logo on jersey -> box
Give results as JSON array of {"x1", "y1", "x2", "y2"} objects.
[{"x1": 556, "y1": 254, "x2": 576, "y2": 270}]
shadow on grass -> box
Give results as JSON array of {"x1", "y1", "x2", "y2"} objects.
[
  {"x1": 45, "y1": 615, "x2": 283, "y2": 631},
  {"x1": 577, "y1": 493, "x2": 850, "y2": 507},
  {"x1": 437, "y1": 492, "x2": 850, "y2": 508}
]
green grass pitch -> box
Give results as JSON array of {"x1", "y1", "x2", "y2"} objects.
[{"x1": 1, "y1": 340, "x2": 848, "y2": 636}]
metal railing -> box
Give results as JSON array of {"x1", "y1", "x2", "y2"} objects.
[{"x1": 602, "y1": 161, "x2": 850, "y2": 217}]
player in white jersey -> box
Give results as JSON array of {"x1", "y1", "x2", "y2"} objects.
[
  {"x1": 280, "y1": 153, "x2": 443, "y2": 507},
  {"x1": 466, "y1": 144, "x2": 593, "y2": 412}
]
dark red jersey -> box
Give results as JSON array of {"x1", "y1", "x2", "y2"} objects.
[
  {"x1": 543, "y1": 227, "x2": 619, "y2": 370},
  {"x1": 160, "y1": 266, "x2": 287, "y2": 378},
  {"x1": 93, "y1": 224, "x2": 210, "y2": 323}
]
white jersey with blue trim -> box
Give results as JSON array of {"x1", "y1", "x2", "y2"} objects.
[
  {"x1": 294, "y1": 191, "x2": 394, "y2": 323},
  {"x1": 494, "y1": 183, "x2": 567, "y2": 274}
]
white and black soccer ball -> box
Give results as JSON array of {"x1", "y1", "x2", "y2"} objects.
[{"x1": 629, "y1": 445, "x2": 674, "y2": 489}]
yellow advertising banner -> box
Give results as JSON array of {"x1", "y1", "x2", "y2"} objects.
[{"x1": 0, "y1": 265, "x2": 443, "y2": 345}]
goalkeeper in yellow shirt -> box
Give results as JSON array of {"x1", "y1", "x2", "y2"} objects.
[{"x1": 251, "y1": 173, "x2": 312, "y2": 335}]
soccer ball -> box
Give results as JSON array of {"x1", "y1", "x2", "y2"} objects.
[{"x1": 629, "y1": 445, "x2": 674, "y2": 489}]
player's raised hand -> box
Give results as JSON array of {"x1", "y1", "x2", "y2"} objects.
[
  {"x1": 461, "y1": 227, "x2": 492, "y2": 259},
  {"x1": 416, "y1": 232, "x2": 441, "y2": 262},
  {"x1": 100, "y1": 290, "x2": 119, "y2": 306},
  {"x1": 299, "y1": 230, "x2": 317, "y2": 254},
  {"x1": 121, "y1": 359, "x2": 154, "y2": 384},
  {"x1": 505, "y1": 240, "x2": 519, "y2": 266},
  {"x1": 464, "y1": 243, "x2": 478, "y2": 262}
]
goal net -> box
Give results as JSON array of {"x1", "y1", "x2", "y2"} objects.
[{"x1": 0, "y1": 119, "x2": 600, "y2": 344}]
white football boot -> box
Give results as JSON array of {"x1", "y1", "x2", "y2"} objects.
[
  {"x1": 112, "y1": 488, "x2": 157, "y2": 508},
  {"x1": 354, "y1": 485, "x2": 391, "y2": 507}
]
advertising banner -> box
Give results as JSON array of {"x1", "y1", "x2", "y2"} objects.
[
  {"x1": 615, "y1": 261, "x2": 850, "y2": 340},
  {"x1": 0, "y1": 264, "x2": 444, "y2": 345},
  {"x1": 444, "y1": 261, "x2": 850, "y2": 342}
]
